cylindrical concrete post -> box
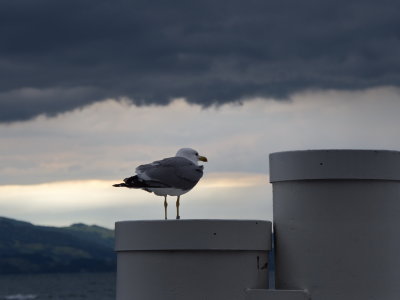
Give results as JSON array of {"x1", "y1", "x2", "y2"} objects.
[
  {"x1": 270, "y1": 150, "x2": 400, "y2": 300},
  {"x1": 115, "y1": 219, "x2": 271, "y2": 300}
]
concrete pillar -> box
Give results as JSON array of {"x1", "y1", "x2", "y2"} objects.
[
  {"x1": 245, "y1": 289, "x2": 310, "y2": 300},
  {"x1": 115, "y1": 219, "x2": 271, "y2": 300},
  {"x1": 270, "y1": 150, "x2": 400, "y2": 300}
]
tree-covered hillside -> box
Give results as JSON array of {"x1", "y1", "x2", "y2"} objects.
[{"x1": 0, "y1": 217, "x2": 116, "y2": 274}]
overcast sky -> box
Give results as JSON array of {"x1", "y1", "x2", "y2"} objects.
[{"x1": 1, "y1": 0, "x2": 400, "y2": 228}]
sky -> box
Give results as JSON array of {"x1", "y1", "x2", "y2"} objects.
[{"x1": 1, "y1": 0, "x2": 400, "y2": 228}]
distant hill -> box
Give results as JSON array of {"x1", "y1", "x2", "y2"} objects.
[{"x1": 0, "y1": 217, "x2": 116, "y2": 274}]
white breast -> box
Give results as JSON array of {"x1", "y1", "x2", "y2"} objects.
[{"x1": 148, "y1": 187, "x2": 190, "y2": 197}]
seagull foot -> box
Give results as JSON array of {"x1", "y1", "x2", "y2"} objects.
[{"x1": 176, "y1": 216, "x2": 180, "y2": 220}]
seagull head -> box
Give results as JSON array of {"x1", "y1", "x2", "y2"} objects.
[{"x1": 176, "y1": 148, "x2": 208, "y2": 165}]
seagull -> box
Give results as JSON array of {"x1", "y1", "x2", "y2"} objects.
[{"x1": 113, "y1": 148, "x2": 208, "y2": 220}]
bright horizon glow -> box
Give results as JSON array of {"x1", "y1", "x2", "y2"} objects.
[{"x1": 0, "y1": 172, "x2": 272, "y2": 228}]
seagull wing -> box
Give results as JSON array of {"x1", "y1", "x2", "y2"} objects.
[{"x1": 135, "y1": 157, "x2": 204, "y2": 190}]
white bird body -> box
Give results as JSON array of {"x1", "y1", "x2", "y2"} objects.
[{"x1": 149, "y1": 187, "x2": 189, "y2": 197}]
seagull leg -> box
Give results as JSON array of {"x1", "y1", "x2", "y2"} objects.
[
  {"x1": 164, "y1": 196, "x2": 168, "y2": 220},
  {"x1": 176, "y1": 196, "x2": 180, "y2": 220}
]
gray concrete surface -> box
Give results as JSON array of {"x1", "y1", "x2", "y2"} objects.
[
  {"x1": 270, "y1": 149, "x2": 400, "y2": 300},
  {"x1": 115, "y1": 219, "x2": 271, "y2": 300},
  {"x1": 245, "y1": 289, "x2": 310, "y2": 300}
]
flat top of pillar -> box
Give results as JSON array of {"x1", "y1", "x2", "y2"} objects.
[
  {"x1": 270, "y1": 149, "x2": 400, "y2": 182},
  {"x1": 115, "y1": 219, "x2": 271, "y2": 251}
]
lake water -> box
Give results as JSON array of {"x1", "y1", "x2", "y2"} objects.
[{"x1": 0, "y1": 272, "x2": 115, "y2": 300}]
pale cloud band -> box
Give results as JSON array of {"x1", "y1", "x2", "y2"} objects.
[{"x1": 1, "y1": 87, "x2": 399, "y2": 185}]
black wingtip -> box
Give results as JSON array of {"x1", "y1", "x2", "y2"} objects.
[{"x1": 113, "y1": 183, "x2": 126, "y2": 187}]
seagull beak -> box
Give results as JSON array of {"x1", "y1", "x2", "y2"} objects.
[{"x1": 198, "y1": 155, "x2": 208, "y2": 162}]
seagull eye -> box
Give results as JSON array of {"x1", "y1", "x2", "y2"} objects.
[{"x1": 195, "y1": 152, "x2": 198, "y2": 156}]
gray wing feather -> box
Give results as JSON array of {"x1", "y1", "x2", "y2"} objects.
[{"x1": 136, "y1": 157, "x2": 203, "y2": 190}]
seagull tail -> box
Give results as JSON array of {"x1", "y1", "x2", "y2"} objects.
[
  {"x1": 112, "y1": 175, "x2": 143, "y2": 189},
  {"x1": 113, "y1": 175, "x2": 168, "y2": 191}
]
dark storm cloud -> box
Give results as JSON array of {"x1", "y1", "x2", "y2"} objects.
[{"x1": 1, "y1": 0, "x2": 400, "y2": 122}]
